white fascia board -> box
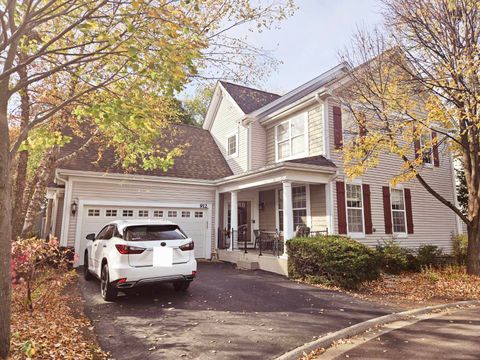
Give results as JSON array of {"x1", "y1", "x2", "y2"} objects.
[
  {"x1": 243, "y1": 64, "x2": 348, "y2": 125},
  {"x1": 202, "y1": 83, "x2": 223, "y2": 130},
  {"x1": 56, "y1": 169, "x2": 216, "y2": 187}
]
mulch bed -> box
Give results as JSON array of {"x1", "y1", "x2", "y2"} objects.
[{"x1": 10, "y1": 270, "x2": 107, "y2": 359}]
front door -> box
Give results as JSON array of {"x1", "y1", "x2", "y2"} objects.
[{"x1": 227, "y1": 201, "x2": 251, "y2": 243}]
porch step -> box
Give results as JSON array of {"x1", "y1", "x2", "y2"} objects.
[{"x1": 236, "y1": 260, "x2": 260, "y2": 271}]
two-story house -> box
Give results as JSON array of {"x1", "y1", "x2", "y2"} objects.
[{"x1": 46, "y1": 63, "x2": 463, "y2": 276}]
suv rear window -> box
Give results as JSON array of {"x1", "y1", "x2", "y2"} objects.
[{"x1": 125, "y1": 225, "x2": 187, "y2": 241}]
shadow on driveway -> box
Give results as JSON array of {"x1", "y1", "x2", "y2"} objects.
[{"x1": 78, "y1": 262, "x2": 392, "y2": 360}]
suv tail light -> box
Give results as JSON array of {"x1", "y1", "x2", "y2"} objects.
[
  {"x1": 115, "y1": 244, "x2": 145, "y2": 254},
  {"x1": 179, "y1": 242, "x2": 194, "y2": 251}
]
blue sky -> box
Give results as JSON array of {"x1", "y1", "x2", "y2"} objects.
[{"x1": 221, "y1": 0, "x2": 383, "y2": 95}]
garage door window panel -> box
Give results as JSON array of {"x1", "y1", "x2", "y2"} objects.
[
  {"x1": 182, "y1": 211, "x2": 191, "y2": 218},
  {"x1": 123, "y1": 210, "x2": 133, "y2": 217},
  {"x1": 194, "y1": 211, "x2": 203, "y2": 218},
  {"x1": 138, "y1": 210, "x2": 149, "y2": 217},
  {"x1": 153, "y1": 210, "x2": 164, "y2": 217},
  {"x1": 88, "y1": 209, "x2": 100, "y2": 217},
  {"x1": 168, "y1": 210, "x2": 177, "y2": 217},
  {"x1": 106, "y1": 209, "x2": 117, "y2": 217}
]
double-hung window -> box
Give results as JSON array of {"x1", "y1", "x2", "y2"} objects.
[
  {"x1": 420, "y1": 133, "x2": 433, "y2": 166},
  {"x1": 346, "y1": 184, "x2": 364, "y2": 234},
  {"x1": 278, "y1": 185, "x2": 307, "y2": 231},
  {"x1": 226, "y1": 132, "x2": 238, "y2": 158},
  {"x1": 275, "y1": 114, "x2": 307, "y2": 161},
  {"x1": 391, "y1": 188, "x2": 407, "y2": 234}
]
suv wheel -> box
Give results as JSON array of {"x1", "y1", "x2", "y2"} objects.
[
  {"x1": 100, "y1": 263, "x2": 117, "y2": 301},
  {"x1": 173, "y1": 280, "x2": 191, "y2": 292},
  {"x1": 83, "y1": 252, "x2": 92, "y2": 281}
]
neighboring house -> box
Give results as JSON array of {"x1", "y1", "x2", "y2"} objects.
[{"x1": 46, "y1": 63, "x2": 463, "y2": 276}]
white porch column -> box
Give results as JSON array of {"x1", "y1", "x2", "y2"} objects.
[
  {"x1": 282, "y1": 181, "x2": 294, "y2": 256},
  {"x1": 230, "y1": 191, "x2": 238, "y2": 251}
]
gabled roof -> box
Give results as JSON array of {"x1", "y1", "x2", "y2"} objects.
[
  {"x1": 58, "y1": 124, "x2": 233, "y2": 181},
  {"x1": 219, "y1": 81, "x2": 281, "y2": 114}
]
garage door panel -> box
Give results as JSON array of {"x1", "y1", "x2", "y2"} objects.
[{"x1": 79, "y1": 206, "x2": 207, "y2": 264}]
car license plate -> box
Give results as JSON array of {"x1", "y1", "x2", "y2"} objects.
[{"x1": 153, "y1": 247, "x2": 173, "y2": 267}]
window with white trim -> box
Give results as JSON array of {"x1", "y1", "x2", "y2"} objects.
[
  {"x1": 227, "y1": 133, "x2": 238, "y2": 157},
  {"x1": 194, "y1": 211, "x2": 204, "y2": 218},
  {"x1": 278, "y1": 185, "x2": 307, "y2": 231},
  {"x1": 106, "y1": 209, "x2": 117, "y2": 217},
  {"x1": 122, "y1": 209, "x2": 133, "y2": 217},
  {"x1": 420, "y1": 133, "x2": 433, "y2": 165},
  {"x1": 181, "y1": 211, "x2": 190, "y2": 218},
  {"x1": 391, "y1": 188, "x2": 407, "y2": 233},
  {"x1": 153, "y1": 210, "x2": 163, "y2": 217},
  {"x1": 88, "y1": 209, "x2": 100, "y2": 217},
  {"x1": 346, "y1": 184, "x2": 364, "y2": 233},
  {"x1": 275, "y1": 114, "x2": 307, "y2": 161},
  {"x1": 168, "y1": 210, "x2": 177, "y2": 218},
  {"x1": 138, "y1": 210, "x2": 149, "y2": 217}
]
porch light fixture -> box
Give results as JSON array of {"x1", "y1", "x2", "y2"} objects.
[
  {"x1": 71, "y1": 200, "x2": 78, "y2": 216},
  {"x1": 259, "y1": 202, "x2": 265, "y2": 211}
]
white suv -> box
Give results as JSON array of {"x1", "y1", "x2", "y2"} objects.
[{"x1": 83, "y1": 219, "x2": 197, "y2": 301}]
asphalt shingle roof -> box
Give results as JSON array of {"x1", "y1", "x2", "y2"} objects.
[
  {"x1": 58, "y1": 124, "x2": 233, "y2": 180},
  {"x1": 220, "y1": 81, "x2": 281, "y2": 114}
]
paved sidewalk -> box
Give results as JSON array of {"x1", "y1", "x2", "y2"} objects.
[{"x1": 323, "y1": 307, "x2": 479, "y2": 360}]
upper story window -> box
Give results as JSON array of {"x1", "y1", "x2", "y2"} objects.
[
  {"x1": 275, "y1": 114, "x2": 307, "y2": 161},
  {"x1": 391, "y1": 188, "x2": 407, "y2": 234},
  {"x1": 420, "y1": 133, "x2": 433, "y2": 166},
  {"x1": 226, "y1": 131, "x2": 238, "y2": 158},
  {"x1": 346, "y1": 183, "x2": 364, "y2": 234}
]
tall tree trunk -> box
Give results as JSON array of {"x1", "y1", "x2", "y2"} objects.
[
  {"x1": 21, "y1": 151, "x2": 56, "y2": 238},
  {"x1": 12, "y1": 63, "x2": 30, "y2": 240},
  {"x1": 0, "y1": 98, "x2": 12, "y2": 359},
  {"x1": 467, "y1": 216, "x2": 480, "y2": 275}
]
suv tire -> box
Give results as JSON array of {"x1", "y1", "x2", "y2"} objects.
[
  {"x1": 173, "y1": 280, "x2": 191, "y2": 292},
  {"x1": 100, "y1": 262, "x2": 117, "y2": 301}
]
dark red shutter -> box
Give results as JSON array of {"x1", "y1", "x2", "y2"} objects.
[
  {"x1": 382, "y1": 186, "x2": 393, "y2": 234},
  {"x1": 362, "y1": 184, "x2": 373, "y2": 234},
  {"x1": 404, "y1": 188, "x2": 414, "y2": 234},
  {"x1": 432, "y1": 131, "x2": 440, "y2": 167},
  {"x1": 333, "y1": 106, "x2": 343, "y2": 149},
  {"x1": 336, "y1": 181, "x2": 347, "y2": 234},
  {"x1": 413, "y1": 125, "x2": 421, "y2": 160}
]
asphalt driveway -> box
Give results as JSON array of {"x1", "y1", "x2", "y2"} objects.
[{"x1": 78, "y1": 262, "x2": 392, "y2": 360}]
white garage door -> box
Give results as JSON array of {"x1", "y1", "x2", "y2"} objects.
[{"x1": 78, "y1": 205, "x2": 208, "y2": 264}]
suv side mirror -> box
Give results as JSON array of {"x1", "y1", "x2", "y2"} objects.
[{"x1": 86, "y1": 233, "x2": 96, "y2": 241}]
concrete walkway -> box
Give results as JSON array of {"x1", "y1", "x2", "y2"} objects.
[{"x1": 322, "y1": 307, "x2": 480, "y2": 360}]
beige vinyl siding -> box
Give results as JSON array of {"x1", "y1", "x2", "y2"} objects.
[
  {"x1": 266, "y1": 126, "x2": 275, "y2": 164},
  {"x1": 210, "y1": 93, "x2": 247, "y2": 174},
  {"x1": 259, "y1": 189, "x2": 276, "y2": 231},
  {"x1": 66, "y1": 179, "x2": 216, "y2": 251},
  {"x1": 249, "y1": 120, "x2": 267, "y2": 170},
  {"x1": 308, "y1": 106, "x2": 324, "y2": 157},
  {"x1": 264, "y1": 105, "x2": 324, "y2": 165},
  {"x1": 327, "y1": 100, "x2": 459, "y2": 252},
  {"x1": 310, "y1": 184, "x2": 328, "y2": 231}
]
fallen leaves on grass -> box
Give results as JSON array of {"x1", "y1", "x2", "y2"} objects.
[
  {"x1": 358, "y1": 266, "x2": 480, "y2": 303},
  {"x1": 10, "y1": 270, "x2": 107, "y2": 359}
]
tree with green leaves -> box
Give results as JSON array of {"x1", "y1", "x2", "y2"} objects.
[{"x1": 0, "y1": 0, "x2": 296, "y2": 356}]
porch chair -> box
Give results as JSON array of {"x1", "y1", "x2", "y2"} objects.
[{"x1": 295, "y1": 225, "x2": 310, "y2": 238}]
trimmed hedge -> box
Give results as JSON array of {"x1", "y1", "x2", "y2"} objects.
[{"x1": 287, "y1": 235, "x2": 381, "y2": 289}]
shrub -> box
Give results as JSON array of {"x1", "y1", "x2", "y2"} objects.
[
  {"x1": 11, "y1": 237, "x2": 72, "y2": 311},
  {"x1": 287, "y1": 235, "x2": 381, "y2": 289},
  {"x1": 376, "y1": 239, "x2": 413, "y2": 274},
  {"x1": 417, "y1": 245, "x2": 444, "y2": 268},
  {"x1": 452, "y1": 234, "x2": 468, "y2": 265}
]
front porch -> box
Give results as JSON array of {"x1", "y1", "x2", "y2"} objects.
[{"x1": 215, "y1": 160, "x2": 336, "y2": 275}]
